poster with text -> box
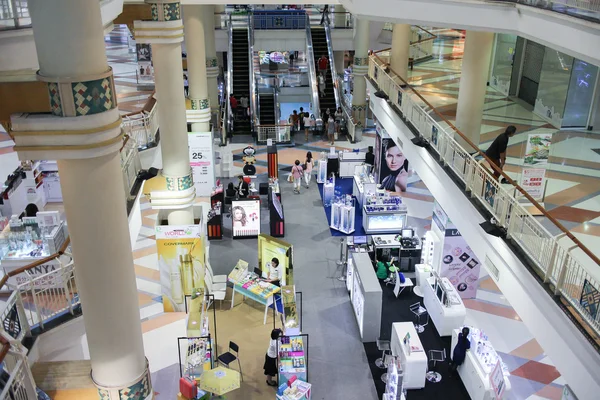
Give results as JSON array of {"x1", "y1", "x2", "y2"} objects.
[
  {"x1": 379, "y1": 137, "x2": 409, "y2": 192},
  {"x1": 519, "y1": 167, "x2": 546, "y2": 200},
  {"x1": 188, "y1": 132, "x2": 215, "y2": 196},
  {"x1": 258, "y1": 234, "x2": 292, "y2": 286},
  {"x1": 523, "y1": 133, "x2": 552, "y2": 166},
  {"x1": 136, "y1": 43, "x2": 154, "y2": 84},
  {"x1": 439, "y1": 229, "x2": 481, "y2": 299},
  {"x1": 156, "y1": 225, "x2": 205, "y2": 312},
  {"x1": 231, "y1": 199, "x2": 261, "y2": 238}
]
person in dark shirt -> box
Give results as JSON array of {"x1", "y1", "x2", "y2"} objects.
[
  {"x1": 485, "y1": 125, "x2": 516, "y2": 181},
  {"x1": 449, "y1": 326, "x2": 471, "y2": 376},
  {"x1": 365, "y1": 146, "x2": 375, "y2": 167}
]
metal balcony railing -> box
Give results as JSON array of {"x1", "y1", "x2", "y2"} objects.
[
  {"x1": 491, "y1": 0, "x2": 600, "y2": 23},
  {"x1": 369, "y1": 51, "x2": 600, "y2": 349}
]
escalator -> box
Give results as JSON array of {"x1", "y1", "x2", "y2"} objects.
[
  {"x1": 311, "y1": 27, "x2": 336, "y2": 117},
  {"x1": 232, "y1": 28, "x2": 251, "y2": 135},
  {"x1": 258, "y1": 93, "x2": 276, "y2": 125}
]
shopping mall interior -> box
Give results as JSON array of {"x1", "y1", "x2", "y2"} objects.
[{"x1": 0, "y1": 1, "x2": 599, "y2": 400}]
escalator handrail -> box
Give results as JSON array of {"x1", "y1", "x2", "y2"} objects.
[
  {"x1": 247, "y1": 13, "x2": 258, "y2": 132},
  {"x1": 305, "y1": 15, "x2": 322, "y2": 125},
  {"x1": 226, "y1": 14, "x2": 234, "y2": 141},
  {"x1": 323, "y1": 17, "x2": 341, "y2": 112}
]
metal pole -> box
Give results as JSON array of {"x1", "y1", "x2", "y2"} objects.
[{"x1": 336, "y1": 237, "x2": 347, "y2": 281}]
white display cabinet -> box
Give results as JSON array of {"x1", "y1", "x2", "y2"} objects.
[
  {"x1": 423, "y1": 275, "x2": 466, "y2": 337},
  {"x1": 451, "y1": 327, "x2": 511, "y2": 400},
  {"x1": 390, "y1": 322, "x2": 427, "y2": 390},
  {"x1": 339, "y1": 151, "x2": 366, "y2": 178},
  {"x1": 330, "y1": 201, "x2": 355, "y2": 234},
  {"x1": 317, "y1": 159, "x2": 328, "y2": 183},
  {"x1": 350, "y1": 252, "x2": 382, "y2": 342},
  {"x1": 362, "y1": 206, "x2": 407, "y2": 234}
]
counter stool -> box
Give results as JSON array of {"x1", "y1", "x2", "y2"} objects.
[
  {"x1": 426, "y1": 349, "x2": 446, "y2": 383},
  {"x1": 409, "y1": 302, "x2": 429, "y2": 333},
  {"x1": 375, "y1": 338, "x2": 391, "y2": 369}
]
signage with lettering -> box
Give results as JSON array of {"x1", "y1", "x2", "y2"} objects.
[
  {"x1": 489, "y1": 360, "x2": 505, "y2": 400},
  {"x1": 188, "y1": 132, "x2": 215, "y2": 197}
]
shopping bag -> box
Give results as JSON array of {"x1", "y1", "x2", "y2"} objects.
[
  {"x1": 179, "y1": 377, "x2": 197, "y2": 399},
  {"x1": 287, "y1": 173, "x2": 294, "y2": 183}
]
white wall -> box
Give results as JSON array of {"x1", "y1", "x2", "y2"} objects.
[
  {"x1": 0, "y1": 30, "x2": 39, "y2": 72},
  {"x1": 367, "y1": 78, "x2": 600, "y2": 400}
]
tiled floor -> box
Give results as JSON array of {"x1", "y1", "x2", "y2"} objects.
[{"x1": 406, "y1": 28, "x2": 600, "y2": 261}]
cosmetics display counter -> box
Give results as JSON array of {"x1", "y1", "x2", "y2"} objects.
[
  {"x1": 362, "y1": 204, "x2": 408, "y2": 234},
  {"x1": 349, "y1": 252, "x2": 382, "y2": 342},
  {"x1": 207, "y1": 186, "x2": 223, "y2": 240},
  {"x1": 276, "y1": 379, "x2": 312, "y2": 400},
  {"x1": 451, "y1": 326, "x2": 511, "y2": 400},
  {"x1": 184, "y1": 292, "x2": 213, "y2": 379},
  {"x1": 330, "y1": 195, "x2": 355, "y2": 234},
  {"x1": 372, "y1": 230, "x2": 422, "y2": 274},
  {"x1": 383, "y1": 356, "x2": 407, "y2": 400},
  {"x1": 423, "y1": 274, "x2": 466, "y2": 337},
  {"x1": 352, "y1": 167, "x2": 377, "y2": 208},
  {"x1": 339, "y1": 151, "x2": 366, "y2": 178},
  {"x1": 390, "y1": 322, "x2": 427, "y2": 390}
]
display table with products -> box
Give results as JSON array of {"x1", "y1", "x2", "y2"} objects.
[
  {"x1": 276, "y1": 379, "x2": 312, "y2": 400},
  {"x1": 390, "y1": 322, "x2": 427, "y2": 390},
  {"x1": 372, "y1": 231, "x2": 422, "y2": 274},
  {"x1": 451, "y1": 327, "x2": 511, "y2": 400},
  {"x1": 339, "y1": 151, "x2": 366, "y2": 178},
  {"x1": 349, "y1": 252, "x2": 382, "y2": 342},
  {"x1": 423, "y1": 274, "x2": 466, "y2": 337},
  {"x1": 362, "y1": 204, "x2": 408, "y2": 234},
  {"x1": 227, "y1": 264, "x2": 281, "y2": 324},
  {"x1": 352, "y1": 173, "x2": 377, "y2": 209},
  {"x1": 277, "y1": 335, "x2": 308, "y2": 384}
]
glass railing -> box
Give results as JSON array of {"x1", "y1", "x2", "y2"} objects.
[
  {"x1": 369, "y1": 51, "x2": 600, "y2": 348},
  {"x1": 305, "y1": 14, "x2": 321, "y2": 125},
  {"x1": 490, "y1": 0, "x2": 600, "y2": 23},
  {"x1": 378, "y1": 25, "x2": 437, "y2": 62},
  {"x1": 323, "y1": 15, "x2": 341, "y2": 111},
  {"x1": 247, "y1": 14, "x2": 257, "y2": 134},
  {"x1": 225, "y1": 15, "x2": 234, "y2": 142},
  {"x1": 215, "y1": 7, "x2": 354, "y2": 30},
  {"x1": 252, "y1": 9, "x2": 307, "y2": 29},
  {"x1": 0, "y1": 0, "x2": 30, "y2": 30}
]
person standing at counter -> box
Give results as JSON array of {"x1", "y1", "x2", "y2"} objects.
[
  {"x1": 449, "y1": 326, "x2": 470, "y2": 376},
  {"x1": 264, "y1": 328, "x2": 282, "y2": 386},
  {"x1": 266, "y1": 257, "x2": 283, "y2": 286}
]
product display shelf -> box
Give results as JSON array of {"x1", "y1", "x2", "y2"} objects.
[
  {"x1": 316, "y1": 159, "x2": 327, "y2": 184},
  {"x1": 277, "y1": 335, "x2": 308, "y2": 384},
  {"x1": 184, "y1": 294, "x2": 213, "y2": 381},
  {"x1": 21, "y1": 161, "x2": 46, "y2": 210},
  {"x1": 384, "y1": 356, "x2": 406, "y2": 400},
  {"x1": 276, "y1": 379, "x2": 312, "y2": 400},
  {"x1": 423, "y1": 275, "x2": 466, "y2": 337},
  {"x1": 390, "y1": 322, "x2": 427, "y2": 390},
  {"x1": 330, "y1": 201, "x2": 355, "y2": 234},
  {"x1": 451, "y1": 327, "x2": 511, "y2": 400},
  {"x1": 352, "y1": 168, "x2": 377, "y2": 208}
]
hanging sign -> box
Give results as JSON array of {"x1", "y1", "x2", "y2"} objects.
[
  {"x1": 489, "y1": 360, "x2": 506, "y2": 400},
  {"x1": 188, "y1": 132, "x2": 215, "y2": 196}
]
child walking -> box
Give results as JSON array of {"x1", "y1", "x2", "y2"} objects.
[{"x1": 292, "y1": 160, "x2": 304, "y2": 194}]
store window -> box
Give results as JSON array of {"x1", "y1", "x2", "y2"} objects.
[
  {"x1": 490, "y1": 34, "x2": 517, "y2": 96},
  {"x1": 562, "y1": 60, "x2": 599, "y2": 128},
  {"x1": 534, "y1": 49, "x2": 573, "y2": 127}
]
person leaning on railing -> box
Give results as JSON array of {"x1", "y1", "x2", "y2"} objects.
[{"x1": 484, "y1": 125, "x2": 517, "y2": 182}]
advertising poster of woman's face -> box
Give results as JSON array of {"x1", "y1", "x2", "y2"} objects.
[
  {"x1": 379, "y1": 138, "x2": 409, "y2": 192},
  {"x1": 231, "y1": 200, "x2": 261, "y2": 237}
]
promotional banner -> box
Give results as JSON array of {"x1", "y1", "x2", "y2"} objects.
[
  {"x1": 519, "y1": 133, "x2": 552, "y2": 200},
  {"x1": 519, "y1": 167, "x2": 546, "y2": 200},
  {"x1": 374, "y1": 123, "x2": 389, "y2": 183},
  {"x1": 136, "y1": 43, "x2": 154, "y2": 84},
  {"x1": 188, "y1": 132, "x2": 215, "y2": 196},
  {"x1": 231, "y1": 199, "x2": 261, "y2": 238},
  {"x1": 258, "y1": 234, "x2": 293, "y2": 286},
  {"x1": 379, "y1": 137, "x2": 409, "y2": 192},
  {"x1": 156, "y1": 225, "x2": 205, "y2": 312}
]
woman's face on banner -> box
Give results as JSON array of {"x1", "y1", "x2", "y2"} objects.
[
  {"x1": 233, "y1": 208, "x2": 244, "y2": 222},
  {"x1": 385, "y1": 146, "x2": 405, "y2": 172}
]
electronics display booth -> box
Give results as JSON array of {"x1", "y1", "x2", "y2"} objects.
[
  {"x1": 339, "y1": 151, "x2": 366, "y2": 178},
  {"x1": 269, "y1": 183, "x2": 285, "y2": 237},
  {"x1": 352, "y1": 164, "x2": 377, "y2": 208},
  {"x1": 451, "y1": 326, "x2": 511, "y2": 400},
  {"x1": 363, "y1": 204, "x2": 408, "y2": 234},
  {"x1": 423, "y1": 273, "x2": 466, "y2": 337},
  {"x1": 372, "y1": 229, "x2": 422, "y2": 274},
  {"x1": 207, "y1": 186, "x2": 223, "y2": 240},
  {"x1": 349, "y1": 252, "x2": 382, "y2": 342},
  {"x1": 390, "y1": 322, "x2": 427, "y2": 390}
]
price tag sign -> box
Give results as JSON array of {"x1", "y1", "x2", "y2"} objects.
[
  {"x1": 489, "y1": 360, "x2": 505, "y2": 400},
  {"x1": 188, "y1": 132, "x2": 214, "y2": 196}
]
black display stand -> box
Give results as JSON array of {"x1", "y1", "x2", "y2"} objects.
[
  {"x1": 269, "y1": 186, "x2": 285, "y2": 237},
  {"x1": 207, "y1": 191, "x2": 224, "y2": 240},
  {"x1": 327, "y1": 156, "x2": 339, "y2": 177}
]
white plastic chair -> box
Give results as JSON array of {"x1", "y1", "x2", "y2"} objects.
[
  {"x1": 206, "y1": 261, "x2": 227, "y2": 284},
  {"x1": 205, "y1": 271, "x2": 227, "y2": 292},
  {"x1": 204, "y1": 274, "x2": 226, "y2": 309}
]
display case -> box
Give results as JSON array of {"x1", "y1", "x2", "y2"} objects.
[
  {"x1": 316, "y1": 159, "x2": 327, "y2": 184},
  {"x1": 423, "y1": 274, "x2": 466, "y2": 337},
  {"x1": 330, "y1": 196, "x2": 355, "y2": 234},
  {"x1": 277, "y1": 335, "x2": 308, "y2": 383},
  {"x1": 384, "y1": 356, "x2": 406, "y2": 400},
  {"x1": 451, "y1": 327, "x2": 511, "y2": 400},
  {"x1": 339, "y1": 151, "x2": 366, "y2": 178},
  {"x1": 362, "y1": 205, "x2": 408, "y2": 234},
  {"x1": 350, "y1": 252, "x2": 382, "y2": 342},
  {"x1": 277, "y1": 379, "x2": 312, "y2": 400},
  {"x1": 207, "y1": 186, "x2": 223, "y2": 240},
  {"x1": 352, "y1": 166, "x2": 377, "y2": 208},
  {"x1": 390, "y1": 322, "x2": 427, "y2": 390}
]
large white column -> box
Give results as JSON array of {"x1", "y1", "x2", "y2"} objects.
[
  {"x1": 136, "y1": 1, "x2": 195, "y2": 225},
  {"x1": 202, "y1": 5, "x2": 220, "y2": 118},
  {"x1": 183, "y1": 4, "x2": 210, "y2": 132},
  {"x1": 334, "y1": 51, "x2": 345, "y2": 75},
  {"x1": 17, "y1": 1, "x2": 152, "y2": 398},
  {"x1": 214, "y1": 4, "x2": 225, "y2": 29},
  {"x1": 455, "y1": 30, "x2": 494, "y2": 149},
  {"x1": 352, "y1": 17, "x2": 370, "y2": 129},
  {"x1": 333, "y1": 4, "x2": 347, "y2": 28},
  {"x1": 390, "y1": 24, "x2": 411, "y2": 80}
]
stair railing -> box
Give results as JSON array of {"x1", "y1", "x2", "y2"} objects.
[
  {"x1": 247, "y1": 13, "x2": 258, "y2": 135},
  {"x1": 305, "y1": 14, "x2": 322, "y2": 126},
  {"x1": 323, "y1": 16, "x2": 341, "y2": 111},
  {"x1": 226, "y1": 14, "x2": 234, "y2": 142},
  {"x1": 0, "y1": 333, "x2": 37, "y2": 400}
]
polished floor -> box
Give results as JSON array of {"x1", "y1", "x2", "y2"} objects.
[{"x1": 406, "y1": 28, "x2": 600, "y2": 258}]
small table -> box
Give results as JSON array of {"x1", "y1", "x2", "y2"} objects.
[{"x1": 228, "y1": 276, "x2": 281, "y2": 325}]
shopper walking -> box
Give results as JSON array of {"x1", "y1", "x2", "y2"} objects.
[
  {"x1": 365, "y1": 146, "x2": 375, "y2": 167},
  {"x1": 318, "y1": 74, "x2": 326, "y2": 98},
  {"x1": 291, "y1": 160, "x2": 304, "y2": 194},
  {"x1": 327, "y1": 115, "x2": 336, "y2": 145},
  {"x1": 264, "y1": 328, "x2": 283, "y2": 386},
  {"x1": 319, "y1": 4, "x2": 330, "y2": 25},
  {"x1": 449, "y1": 327, "x2": 471, "y2": 376},
  {"x1": 303, "y1": 112, "x2": 311, "y2": 141},
  {"x1": 318, "y1": 55, "x2": 328, "y2": 78},
  {"x1": 335, "y1": 106, "x2": 343, "y2": 134},
  {"x1": 240, "y1": 95, "x2": 249, "y2": 120},
  {"x1": 229, "y1": 94, "x2": 238, "y2": 120},
  {"x1": 485, "y1": 125, "x2": 516, "y2": 182},
  {"x1": 299, "y1": 107, "x2": 305, "y2": 131},
  {"x1": 304, "y1": 151, "x2": 314, "y2": 188},
  {"x1": 183, "y1": 74, "x2": 189, "y2": 97}
]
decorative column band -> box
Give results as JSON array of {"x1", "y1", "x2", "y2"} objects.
[
  {"x1": 352, "y1": 104, "x2": 367, "y2": 127},
  {"x1": 134, "y1": 20, "x2": 184, "y2": 45},
  {"x1": 206, "y1": 58, "x2": 219, "y2": 78},
  {"x1": 353, "y1": 56, "x2": 369, "y2": 76},
  {"x1": 148, "y1": 0, "x2": 181, "y2": 22},
  {"x1": 191, "y1": 98, "x2": 210, "y2": 111},
  {"x1": 165, "y1": 171, "x2": 194, "y2": 191},
  {"x1": 95, "y1": 359, "x2": 153, "y2": 400},
  {"x1": 38, "y1": 69, "x2": 117, "y2": 118}
]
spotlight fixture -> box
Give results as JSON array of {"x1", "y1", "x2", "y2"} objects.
[
  {"x1": 411, "y1": 136, "x2": 428, "y2": 148},
  {"x1": 374, "y1": 91, "x2": 389, "y2": 100},
  {"x1": 480, "y1": 220, "x2": 505, "y2": 237}
]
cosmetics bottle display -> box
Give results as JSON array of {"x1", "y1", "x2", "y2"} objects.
[
  {"x1": 180, "y1": 251, "x2": 194, "y2": 295},
  {"x1": 462, "y1": 326, "x2": 509, "y2": 376},
  {"x1": 168, "y1": 256, "x2": 184, "y2": 304}
]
